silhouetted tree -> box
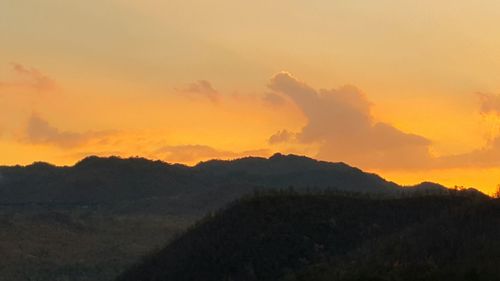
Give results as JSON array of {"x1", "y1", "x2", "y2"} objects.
[{"x1": 494, "y1": 185, "x2": 500, "y2": 199}]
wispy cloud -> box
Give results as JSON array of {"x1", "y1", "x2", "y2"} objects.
[
  {"x1": 477, "y1": 92, "x2": 500, "y2": 115},
  {"x1": 268, "y1": 129, "x2": 296, "y2": 144},
  {"x1": 176, "y1": 80, "x2": 220, "y2": 103},
  {"x1": 23, "y1": 113, "x2": 114, "y2": 148},
  {"x1": 153, "y1": 144, "x2": 269, "y2": 164},
  {"x1": 0, "y1": 63, "x2": 57, "y2": 92},
  {"x1": 437, "y1": 136, "x2": 500, "y2": 168}
]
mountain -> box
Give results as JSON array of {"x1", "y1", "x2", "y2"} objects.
[
  {"x1": 0, "y1": 153, "x2": 451, "y2": 215},
  {"x1": 116, "y1": 193, "x2": 500, "y2": 281}
]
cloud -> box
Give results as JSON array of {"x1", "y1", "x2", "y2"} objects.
[
  {"x1": 177, "y1": 80, "x2": 219, "y2": 103},
  {"x1": 0, "y1": 63, "x2": 57, "y2": 92},
  {"x1": 268, "y1": 129, "x2": 296, "y2": 144},
  {"x1": 23, "y1": 113, "x2": 114, "y2": 148},
  {"x1": 268, "y1": 72, "x2": 432, "y2": 169},
  {"x1": 262, "y1": 92, "x2": 287, "y2": 107},
  {"x1": 477, "y1": 92, "x2": 500, "y2": 115},
  {"x1": 437, "y1": 136, "x2": 500, "y2": 168},
  {"x1": 153, "y1": 144, "x2": 269, "y2": 164}
]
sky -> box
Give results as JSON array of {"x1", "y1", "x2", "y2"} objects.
[{"x1": 1, "y1": 0, "x2": 500, "y2": 194}]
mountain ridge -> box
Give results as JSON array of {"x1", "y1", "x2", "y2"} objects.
[{"x1": 0, "y1": 153, "x2": 483, "y2": 215}]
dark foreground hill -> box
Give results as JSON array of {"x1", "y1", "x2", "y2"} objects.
[
  {"x1": 0, "y1": 153, "x2": 455, "y2": 215},
  {"x1": 117, "y1": 193, "x2": 500, "y2": 281}
]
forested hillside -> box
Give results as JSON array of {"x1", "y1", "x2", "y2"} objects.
[{"x1": 117, "y1": 192, "x2": 498, "y2": 281}]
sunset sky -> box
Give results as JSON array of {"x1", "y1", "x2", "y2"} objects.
[{"x1": 2, "y1": 0, "x2": 500, "y2": 194}]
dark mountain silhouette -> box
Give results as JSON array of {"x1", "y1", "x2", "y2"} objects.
[
  {"x1": 0, "y1": 153, "x2": 469, "y2": 215},
  {"x1": 0, "y1": 154, "x2": 491, "y2": 281},
  {"x1": 116, "y1": 193, "x2": 500, "y2": 281}
]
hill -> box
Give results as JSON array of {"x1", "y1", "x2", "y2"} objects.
[
  {"x1": 116, "y1": 193, "x2": 500, "y2": 281},
  {"x1": 0, "y1": 154, "x2": 486, "y2": 280},
  {"x1": 0, "y1": 153, "x2": 459, "y2": 215}
]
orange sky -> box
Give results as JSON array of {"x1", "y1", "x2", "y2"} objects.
[{"x1": 1, "y1": 0, "x2": 500, "y2": 194}]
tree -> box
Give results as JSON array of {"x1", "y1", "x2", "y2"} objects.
[{"x1": 493, "y1": 185, "x2": 500, "y2": 199}]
